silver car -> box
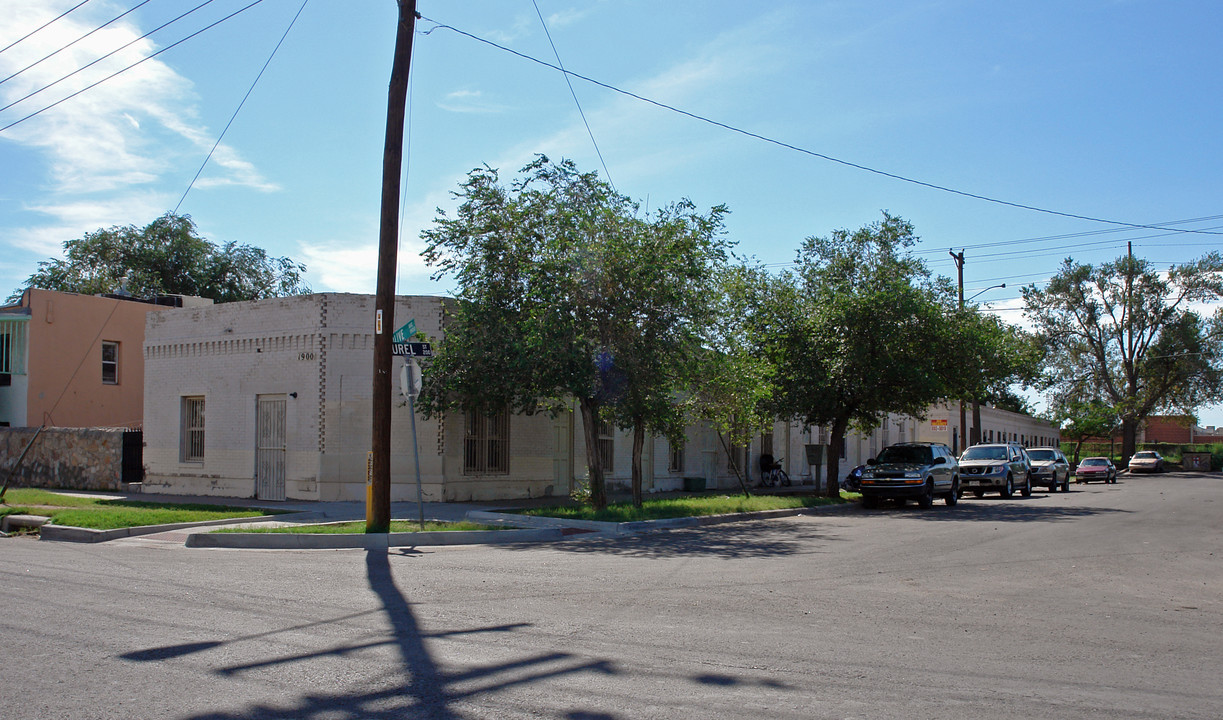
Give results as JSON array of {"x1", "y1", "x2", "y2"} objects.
[
  {"x1": 1026, "y1": 447, "x2": 1071, "y2": 492},
  {"x1": 958, "y1": 443, "x2": 1032, "y2": 498}
]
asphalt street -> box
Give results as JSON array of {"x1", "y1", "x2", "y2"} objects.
[{"x1": 1, "y1": 472, "x2": 1220, "y2": 719}]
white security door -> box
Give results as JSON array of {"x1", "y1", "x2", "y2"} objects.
[{"x1": 255, "y1": 395, "x2": 287, "y2": 501}]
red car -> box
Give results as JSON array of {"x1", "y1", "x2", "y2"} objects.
[{"x1": 1075, "y1": 457, "x2": 1117, "y2": 484}]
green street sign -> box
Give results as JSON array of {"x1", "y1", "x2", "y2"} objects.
[{"x1": 392, "y1": 319, "x2": 416, "y2": 343}]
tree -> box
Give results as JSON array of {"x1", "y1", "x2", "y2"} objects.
[
  {"x1": 10, "y1": 213, "x2": 310, "y2": 303},
  {"x1": 748, "y1": 213, "x2": 973, "y2": 497},
  {"x1": 419, "y1": 156, "x2": 729, "y2": 510},
  {"x1": 956, "y1": 311, "x2": 1040, "y2": 442},
  {"x1": 1023, "y1": 253, "x2": 1223, "y2": 462},
  {"x1": 1053, "y1": 398, "x2": 1119, "y2": 465}
]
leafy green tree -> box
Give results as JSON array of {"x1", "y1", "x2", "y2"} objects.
[
  {"x1": 748, "y1": 213, "x2": 969, "y2": 497},
  {"x1": 1053, "y1": 398, "x2": 1119, "y2": 465},
  {"x1": 1023, "y1": 253, "x2": 1223, "y2": 462},
  {"x1": 419, "y1": 157, "x2": 729, "y2": 510},
  {"x1": 10, "y1": 213, "x2": 309, "y2": 303},
  {"x1": 598, "y1": 201, "x2": 731, "y2": 507}
]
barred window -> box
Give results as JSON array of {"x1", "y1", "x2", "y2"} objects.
[
  {"x1": 464, "y1": 409, "x2": 509, "y2": 474},
  {"x1": 102, "y1": 341, "x2": 119, "y2": 385},
  {"x1": 598, "y1": 420, "x2": 614, "y2": 473},
  {"x1": 181, "y1": 397, "x2": 205, "y2": 462}
]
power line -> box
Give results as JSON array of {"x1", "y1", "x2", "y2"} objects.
[
  {"x1": 0, "y1": 0, "x2": 93, "y2": 56},
  {"x1": 530, "y1": 0, "x2": 614, "y2": 191},
  {"x1": 174, "y1": 0, "x2": 310, "y2": 213},
  {"x1": 0, "y1": 0, "x2": 266, "y2": 134},
  {"x1": 0, "y1": 0, "x2": 222, "y2": 116},
  {"x1": 0, "y1": 0, "x2": 154, "y2": 88},
  {"x1": 418, "y1": 15, "x2": 1223, "y2": 238}
]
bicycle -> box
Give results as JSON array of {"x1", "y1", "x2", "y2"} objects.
[{"x1": 758, "y1": 457, "x2": 792, "y2": 487}]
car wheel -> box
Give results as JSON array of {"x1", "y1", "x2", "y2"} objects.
[
  {"x1": 1062, "y1": 477, "x2": 1070, "y2": 492},
  {"x1": 973, "y1": 490, "x2": 985, "y2": 498},
  {"x1": 1021, "y1": 476, "x2": 1032, "y2": 497},
  {"x1": 945, "y1": 479, "x2": 959, "y2": 506},
  {"x1": 862, "y1": 495, "x2": 879, "y2": 509},
  {"x1": 1001, "y1": 475, "x2": 1014, "y2": 498},
  {"x1": 918, "y1": 479, "x2": 934, "y2": 508}
]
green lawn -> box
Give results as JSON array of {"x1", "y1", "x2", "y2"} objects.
[
  {"x1": 212, "y1": 520, "x2": 505, "y2": 534},
  {"x1": 0, "y1": 488, "x2": 279, "y2": 530},
  {"x1": 517, "y1": 492, "x2": 851, "y2": 523}
]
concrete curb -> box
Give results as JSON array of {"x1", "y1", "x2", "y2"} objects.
[
  {"x1": 184, "y1": 526, "x2": 564, "y2": 549},
  {"x1": 467, "y1": 503, "x2": 856, "y2": 536},
  {"x1": 38, "y1": 512, "x2": 311, "y2": 544}
]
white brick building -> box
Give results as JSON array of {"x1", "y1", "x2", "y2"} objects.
[{"x1": 141, "y1": 293, "x2": 1059, "y2": 502}]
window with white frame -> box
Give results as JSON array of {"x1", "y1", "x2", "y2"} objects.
[
  {"x1": 464, "y1": 409, "x2": 509, "y2": 474},
  {"x1": 181, "y1": 396, "x2": 205, "y2": 462},
  {"x1": 101, "y1": 341, "x2": 119, "y2": 384}
]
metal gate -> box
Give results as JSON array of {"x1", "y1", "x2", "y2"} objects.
[{"x1": 255, "y1": 395, "x2": 287, "y2": 501}]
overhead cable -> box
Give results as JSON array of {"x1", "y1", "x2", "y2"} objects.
[
  {"x1": 530, "y1": 0, "x2": 615, "y2": 191},
  {"x1": 0, "y1": 0, "x2": 154, "y2": 88},
  {"x1": 175, "y1": 0, "x2": 310, "y2": 213},
  {"x1": 418, "y1": 15, "x2": 1222, "y2": 237},
  {"x1": 0, "y1": 0, "x2": 221, "y2": 115},
  {"x1": 0, "y1": 0, "x2": 267, "y2": 134},
  {"x1": 0, "y1": 0, "x2": 93, "y2": 56}
]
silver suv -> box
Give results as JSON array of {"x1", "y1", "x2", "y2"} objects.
[
  {"x1": 1026, "y1": 447, "x2": 1070, "y2": 492},
  {"x1": 859, "y1": 442, "x2": 960, "y2": 509},
  {"x1": 958, "y1": 443, "x2": 1032, "y2": 498}
]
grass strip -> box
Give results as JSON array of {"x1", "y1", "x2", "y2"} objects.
[
  {"x1": 1, "y1": 488, "x2": 279, "y2": 530},
  {"x1": 516, "y1": 492, "x2": 850, "y2": 523},
  {"x1": 213, "y1": 520, "x2": 505, "y2": 534}
]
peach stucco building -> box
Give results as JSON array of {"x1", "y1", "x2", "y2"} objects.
[{"x1": 0, "y1": 288, "x2": 210, "y2": 429}]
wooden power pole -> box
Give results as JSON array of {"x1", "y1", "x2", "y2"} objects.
[
  {"x1": 949, "y1": 249, "x2": 966, "y2": 453},
  {"x1": 370, "y1": 0, "x2": 418, "y2": 533}
]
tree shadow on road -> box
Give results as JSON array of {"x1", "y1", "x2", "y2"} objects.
[{"x1": 509, "y1": 518, "x2": 844, "y2": 559}]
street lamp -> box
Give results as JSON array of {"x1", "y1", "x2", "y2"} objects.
[
  {"x1": 964, "y1": 282, "x2": 1005, "y2": 448},
  {"x1": 967, "y1": 283, "x2": 1006, "y2": 303}
]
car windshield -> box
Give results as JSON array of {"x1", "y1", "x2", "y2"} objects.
[
  {"x1": 877, "y1": 446, "x2": 933, "y2": 464},
  {"x1": 1133, "y1": 452, "x2": 1157, "y2": 459},
  {"x1": 1027, "y1": 450, "x2": 1057, "y2": 461},
  {"x1": 961, "y1": 446, "x2": 1007, "y2": 461},
  {"x1": 1081, "y1": 458, "x2": 1107, "y2": 466}
]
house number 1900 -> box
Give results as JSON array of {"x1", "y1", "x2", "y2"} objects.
[{"x1": 298, "y1": 352, "x2": 315, "y2": 361}]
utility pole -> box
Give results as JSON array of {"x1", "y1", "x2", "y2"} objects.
[
  {"x1": 369, "y1": 0, "x2": 418, "y2": 534},
  {"x1": 949, "y1": 249, "x2": 966, "y2": 453}
]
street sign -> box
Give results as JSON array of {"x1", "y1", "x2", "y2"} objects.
[
  {"x1": 392, "y1": 341, "x2": 433, "y2": 357},
  {"x1": 392, "y1": 319, "x2": 416, "y2": 343},
  {"x1": 399, "y1": 358, "x2": 422, "y2": 399}
]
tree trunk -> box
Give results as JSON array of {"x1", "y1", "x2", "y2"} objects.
[
  {"x1": 631, "y1": 418, "x2": 645, "y2": 508},
  {"x1": 578, "y1": 397, "x2": 608, "y2": 510},
  {"x1": 826, "y1": 415, "x2": 850, "y2": 498},
  {"x1": 971, "y1": 400, "x2": 982, "y2": 446},
  {"x1": 1072, "y1": 439, "x2": 1084, "y2": 466},
  {"x1": 1120, "y1": 416, "x2": 1139, "y2": 466},
  {"x1": 716, "y1": 431, "x2": 752, "y2": 498}
]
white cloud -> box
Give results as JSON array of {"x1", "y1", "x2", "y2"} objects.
[
  {"x1": 436, "y1": 89, "x2": 508, "y2": 115},
  {"x1": 0, "y1": 1, "x2": 273, "y2": 217}
]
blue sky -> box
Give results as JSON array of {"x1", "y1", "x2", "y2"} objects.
[{"x1": 2, "y1": 0, "x2": 1221, "y2": 425}]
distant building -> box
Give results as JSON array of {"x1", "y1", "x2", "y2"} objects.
[
  {"x1": 0, "y1": 288, "x2": 210, "y2": 429},
  {"x1": 1139, "y1": 416, "x2": 1223, "y2": 444}
]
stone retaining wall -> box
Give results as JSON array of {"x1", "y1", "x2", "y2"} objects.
[{"x1": 0, "y1": 427, "x2": 129, "y2": 491}]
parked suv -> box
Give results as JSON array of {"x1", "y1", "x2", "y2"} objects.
[
  {"x1": 958, "y1": 443, "x2": 1032, "y2": 498},
  {"x1": 1026, "y1": 447, "x2": 1071, "y2": 492},
  {"x1": 858, "y1": 442, "x2": 960, "y2": 508}
]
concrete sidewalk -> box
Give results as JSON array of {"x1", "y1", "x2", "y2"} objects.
[{"x1": 23, "y1": 486, "x2": 846, "y2": 549}]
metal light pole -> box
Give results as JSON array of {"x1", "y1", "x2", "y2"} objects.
[
  {"x1": 967, "y1": 283, "x2": 1006, "y2": 447},
  {"x1": 400, "y1": 358, "x2": 425, "y2": 531}
]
